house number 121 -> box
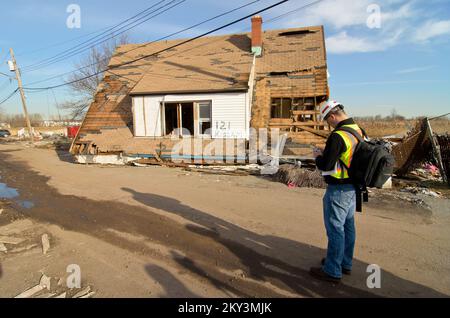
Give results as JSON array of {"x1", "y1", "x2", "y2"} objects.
[{"x1": 216, "y1": 121, "x2": 231, "y2": 130}]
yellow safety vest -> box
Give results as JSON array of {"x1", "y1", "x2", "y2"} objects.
[{"x1": 330, "y1": 124, "x2": 363, "y2": 180}]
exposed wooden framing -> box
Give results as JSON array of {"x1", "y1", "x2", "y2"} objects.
[
  {"x1": 313, "y1": 96, "x2": 318, "y2": 130},
  {"x1": 297, "y1": 126, "x2": 330, "y2": 138},
  {"x1": 292, "y1": 110, "x2": 319, "y2": 116},
  {"x1": 177, "y1": 103, "x2": 182, "y2": 137},
  {"x1": 270, "y1": 122, "x2": 326, "y2": 127}
]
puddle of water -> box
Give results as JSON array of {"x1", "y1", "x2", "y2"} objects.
[
  {"x1": 0, "y1": 182, "x2": 19, "y2": 199},
  {"x1": 0, "y1": 181, "x2": 35, "y2": 209},
  {"x1": 19, "y1": 201, "x2": 35, "y2": 209}
]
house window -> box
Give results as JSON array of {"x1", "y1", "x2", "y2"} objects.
[
  {"x1": 271, "y1": 98, "x2": 292, "y2": 118},
  {"x1": 162, "y1": 101, "x2": 212, "y2": 137},
  {"x1": 198, "y1": 101, "x2": 212, "y2": 136}
]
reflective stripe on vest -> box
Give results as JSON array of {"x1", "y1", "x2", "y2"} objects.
[{"x1": 330, "y1": 124, "x2": 363, "y2": 180}]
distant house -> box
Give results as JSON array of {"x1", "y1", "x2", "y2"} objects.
[{"x1": 70, "y1": 16, "x2": 329, "y2": 163}]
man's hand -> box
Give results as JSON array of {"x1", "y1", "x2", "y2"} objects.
[{"x1": 313, "y1": 147, "x2": 323, "y2": 158}]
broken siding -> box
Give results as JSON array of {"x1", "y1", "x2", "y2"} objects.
[{"x1": 133, "y1": 96, "x2": 163, "y2": 137}]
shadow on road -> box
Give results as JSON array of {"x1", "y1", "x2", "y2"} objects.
[
  {"x1": 144, "y1": 264, "x2": 200, "y2": 298},
  {"x1": 122, "y1": 187, "x2": 447, "y2": 298},
  {"x1": 0, "y1": 150, "x2": 446, "y2": 298}
]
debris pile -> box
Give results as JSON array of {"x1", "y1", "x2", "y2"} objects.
[
  {"x1": 273, "y1": 164, "x2": 326, "y2": 188},
  {"x1": 399, "y1": 186, "x2": 442, "y2": 198},
  {"x1": 14, "y1": 274, "x2": 95, "y2": 299},
  {"x1": 409, "y1": 164, "x2": 442, "y2": 182},
  {"x1": 370, "y1": 188, "x2": 430, "y2": 209},
  {"x1": 436, "y1": 134, "x2": 450, "y2": 185}
]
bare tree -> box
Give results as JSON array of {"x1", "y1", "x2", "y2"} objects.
[{"x1": 60, "y1": 35, "x2": 130, "y2": 119}]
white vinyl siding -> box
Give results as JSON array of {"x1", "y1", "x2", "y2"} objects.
[{"x1": 132, "y1": 92, "x2": 248, "y2": 139}]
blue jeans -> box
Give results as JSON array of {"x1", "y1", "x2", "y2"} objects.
[{"x1": 322, "y1": 184, "x2": 356, "y2": 278}]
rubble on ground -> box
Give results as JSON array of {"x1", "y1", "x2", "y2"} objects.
[
  {"x1": 273, "y1": 164, "x2": 326, "y2": 188},
  {"x1": 14, "y1": 273, "x2": 94, "y2": 299},
  {"x1": 0, "y1": 200, "x2": 94, "y2": 298}
]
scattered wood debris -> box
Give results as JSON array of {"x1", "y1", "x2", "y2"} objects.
[
  {"x1": 15, "y1": 274, "x2": 51, "y2": 298},
  {"x1": 73, "y1": 286, "x2": 91, "y2": 298},
  {"x1": 0, "y1": 235, "x2": 24, "y2": 245},
  {"x1": 41, "y1": 233, "x2": 50, "y2": 255},
  {"x1": 14, "y1": 273, "x2": 95, "y2": 299}
]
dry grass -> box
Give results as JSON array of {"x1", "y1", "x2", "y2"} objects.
[
  {"x1": 357, "y1": 119, "x2": 450, "y2": 138},
  {"x1": 7, "y1": 126, "x2": 67, "y2": 136}
]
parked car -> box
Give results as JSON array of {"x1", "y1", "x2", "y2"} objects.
[{"x1": 0, "y1": 129, "x2": 11, "y2": 138}]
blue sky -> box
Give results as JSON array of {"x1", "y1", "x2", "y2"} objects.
[{"x1": 0, "y1": 0, "x2": 449, "y2": 118}]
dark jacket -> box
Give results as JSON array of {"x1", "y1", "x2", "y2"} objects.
[{"x1": 315, "y1": 118, "x2": 359, "y2": 185}]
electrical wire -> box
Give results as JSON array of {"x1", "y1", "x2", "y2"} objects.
[
  {"x1": 0, "y1": 88, "x2": 19, "y2": 106},
  {"x1": 23, "y1": 0, "x2": 261, "y2": 87},
  {"x1": 21, "y1": 0, "x2": 168, "y2": 70},
  {"x1": 23, "y1": 0, "x2": 186, "y2": 73},
  {"x1": 23, "y1": 0, "x2": 290, "y2": 92}
]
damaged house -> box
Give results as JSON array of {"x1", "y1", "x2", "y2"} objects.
[{"x1": 70, "y1": 16, "x2": 329, "y2": 164}]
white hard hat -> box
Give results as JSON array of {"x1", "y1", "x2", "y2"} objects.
[{"x1": 319, "y1": 100, "x2": 343, "y2": 120}]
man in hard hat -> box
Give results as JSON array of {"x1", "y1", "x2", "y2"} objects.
[{"x1": 309, "y1": 100, "x2": 364, "y2": 284}]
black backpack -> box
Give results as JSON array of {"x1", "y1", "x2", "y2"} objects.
[{"x1": 336, "y1": 126, "x2": 395, "y2": 212}]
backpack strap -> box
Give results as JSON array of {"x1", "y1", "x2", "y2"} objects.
[{"x1": 335, "y1": 126, "x2": 365, "y2": 143}]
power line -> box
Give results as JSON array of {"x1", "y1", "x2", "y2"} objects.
[
  {"x1": 21, "y1": 0, "x2": 167, "y2": 71},
  {"x1": 15, "y1": 25, "x2": 116, "y2": 58},
  {"x1": 24, "y1": 0, "x2": 290, "y2": 92},
  {"x1": 0, "y1": 88, "x2": 19, "y2": 106},
  {"x1": 23, "y1": 0, "x2": 186, "y2": 73},
  {"x1": 265, "y1": 0, "x2": 324, "y2": 23},
  {"x1": 24, "y1": 0, "x2": 261, "y2": 87}
]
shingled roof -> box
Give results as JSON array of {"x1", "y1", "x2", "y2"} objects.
[{"x1": 107, "y1": 25, "x2": 327, "y2": 95}]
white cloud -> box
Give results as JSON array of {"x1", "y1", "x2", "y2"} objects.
[
  {"x1": 326, "y1": 30, "x2": 403, "y2": 54},
  {"x1": 282, "y1": 0, "x2": 371, "y2": 29},
  {"x1": 326, "y1": 32, "x2": 382, "y2": 54},
  {"x1": 395, "y1": 65, "x2": 435, "y2": 74},
  {"x1": 274, "y1": 0, "x2": 421, "y2": 54},
  {"x1": 414, "y1": 20, "x2": 450, "y2": 42}
]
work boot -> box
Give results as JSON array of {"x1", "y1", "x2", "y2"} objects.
[
  {"x1": 321, "y1": 258, "x2": 352, "y2": 275},
  {"x1": 309, "y1": 267, "x2": 341, "y2": 284}
]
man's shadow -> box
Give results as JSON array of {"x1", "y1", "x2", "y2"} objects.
[{"x1": 122, "y1": 187, "x2": 447, "y2": 298}]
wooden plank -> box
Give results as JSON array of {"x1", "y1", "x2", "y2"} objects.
[
  {"x1": 0, "y1": 236, "x2": 25, "y2": 245},
  {"x1": 292, "y1": 110, "x2": 319, "y2": 115},
  {"x1": 269, "y1": 118, "x2": 293, "y2": 124},
  {"x1": 269, "y1": 122, "x2": 326, "y2": 127},
  {"x1": 297, "y1": 126, "x2": 330, "y2": 138}
]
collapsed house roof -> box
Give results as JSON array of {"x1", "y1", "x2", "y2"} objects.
[{"x1": 74, "y1": 24, "x2": 327, "y2": 139}]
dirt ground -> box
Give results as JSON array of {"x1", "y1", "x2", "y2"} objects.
[{"x1": 0, "y1": 143, "x2": 449, "y2": 298}]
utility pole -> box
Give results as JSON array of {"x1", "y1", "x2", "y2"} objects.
[{"x1": 9, "y1": 48, "x2": 34, "y2": 142}]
